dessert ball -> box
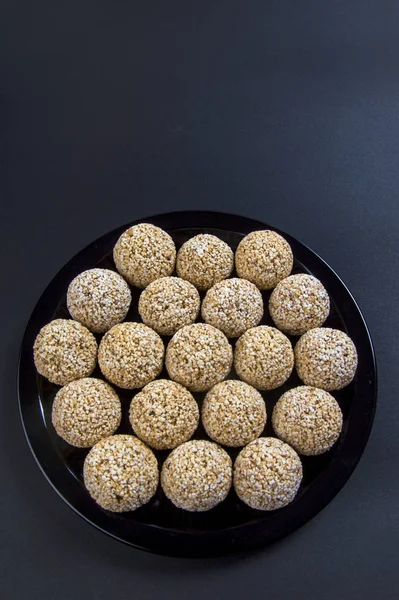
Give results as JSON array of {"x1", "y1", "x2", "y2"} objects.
[
  {"x1": 234, "y1": 326, "x2": 294, "y2": 390},
  {"x1": 83, "y1": 435, "x2": 158, "y2": 512},
  {"x1": 129, "y1": 379, "x2": 199, "y2": 450},
  {"x1": 272, "y1": 386, "x2": 343, "y2": 455},
  {"x1": 235, "y1": 230, "x2": 293, "y2": 290},
  {"x1": 161, "y1": 440, "x2": 232, "y2": 511},
  {"x1": 67, "y1": 268, "x2": 132, "y2": 333},
  {"x1": 52, "y1": 378, "x2": 122, "y2": 447},
  {"x1": 98, "y1": 322, "x2": 164, "y2": 389},
  {"x1": 269, "y1": 274, "x2": 330, "y2": 336},
  {"x1": 202, "y1": 380, "x2": 266, "y2": 447},
  {"x1": 138, "y1": 276, "x2": 200, "y2": 336},
  {"x1": 33, "y1": 319, "x2": 97, "y2": 386},
  {"x1": 176, "y1": 234, "x2": 234, "y2": 291},
  {"x1": 165, "y1": 323, "x2": 233, "y2": 392},
  {"x1": 295, "y1": 328, "x2": 358, "y2": 391},
  {"x1": 201, "y1": 278, "x2": 264, "y2": 338},
  {"x1": 113, "y1": 223, "x2": 176, "y2": 288},
  {"x1": 234, "y1": 437, "x2": 303, "y2": 511}
]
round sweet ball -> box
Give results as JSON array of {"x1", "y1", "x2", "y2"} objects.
[
  {"x1": 234, "y1": 437, "x2": 303, "y2": 511},
  {"x1": 201, "y1": 278, "x2": 264, "y2": 338},
  {"x1": 138, "y1": 276, "x2": 200, "y2": 336},
  {"x1": 202, "y1": 380, "x2": 266, "y2": 447},
  {"x1": 295, "y1": 328, "x2": 358, "y2": 391},
  {"x1": 165, "y1": 323, "x2": 233, "y2": 392},
  {"x1": 235, "y1": 230, "x2": 293, "y2": 290},
  {"x1": 113, "y1": 223, "x2": 176, "y2": 288},
  {"x1": 129, "y1": 379, "x2": 199, "y2": 450},
  {"x1": 83, "y1": 435, "x2": 159, "y2": 512},
  {"x1": 161, "y1": 440, "x2": 232, "y2": 511},
  {"x1": 67, "y1": 268, "x2": 132, "y2": 333},
  {"x1": 176, "y1": 234, "x2": 234, "y2": 291},
  {"x1": 272, "y1": 386, "x2": 343, "y2": 456},
  {"x1": 52, "y1": 378, "x2": 121, "y2": 448},
  {"x1": 33, "y1": 319, "x2": 97, "y2": 386},
  {"x1": 234, "y1": 326, "x2": 294, "y2": 390},
  {"x1": 269, "y1": 274, "x2": 330, "y2": 336},
  {"x1": 98, "y1": 322, "x2": 164, "y2": 389}
]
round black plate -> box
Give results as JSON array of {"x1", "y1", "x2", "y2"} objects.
[{"x1": 18, "y1": 211, "x2": 377, "y2": 557}]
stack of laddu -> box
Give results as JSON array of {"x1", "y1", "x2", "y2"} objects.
[{"x1": 33, "y1": 223, "x2": 358, "y2": 513}]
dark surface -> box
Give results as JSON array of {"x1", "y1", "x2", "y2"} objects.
[
  {"x1": 0, "y1": 0, "x2": 398, "y2": 597},
  {"x1": 19, "y1": 212, "x2": 376, "y2": 556}
]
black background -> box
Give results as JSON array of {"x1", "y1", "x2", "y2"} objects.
[{"x1": 1, "y1": 1, "x2": 398, "y2": 599}]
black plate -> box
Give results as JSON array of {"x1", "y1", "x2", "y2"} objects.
[{"x1": 18, "y1": 211, "x2": 377, "y2": 557}]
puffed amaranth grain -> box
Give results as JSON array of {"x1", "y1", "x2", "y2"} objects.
[
  {"x1": 176, "y1": 234, "x2": 234, "y2": 291},
  {"x1": 98, "y1": 322, "x2": 164, "y2": 389},
  {"x1": 129, "y1": 379, "x2": 199, "y2": 450},
  {"x1": 52, "y1": 378, "x2": 122, "y2": 447},
  {"x1": 295, "y1": 327, "x2": 358, "y2": 391},
  {"x1": 234, "y1": 326, "x2": 294, "y2": 390},
  {"x1": 67, "y1": 268, "x2": 132, "y2": 333},
  {"x1": 234, "y1": 437, "x2": 303, "y2": 510},
  {"x1": 235, "y1": 230, "x2": 293, "y2": 290},
  {"x1": 161, "y1": 440, "x2": 232, "y2": 511},
  {"x1": 272, "y1": 386, "x2": 343, "y2": 455},
  {"x1": 165, "y1": 323, "x2": 233, "y2": 392},
  {"x1": 113, "y1": 223, "x2": 176, "y2": 288},
  {"x1": 202, "y1": 380, "x2": 266, "y2": 447},
  {"x1": 83, "y1": 435, "x2": 159, "y2": 512},
  {"x1": 138, "y1": 276, "x2": 200, "y2": 336},
  {"x1": 269, "y1": 274, "x2": 330, "y2": 335},
  {"x1": 201, "y1": 278, "x2": 264, "y2": 338},
  {"x1": 33, "y1": 319, "x2": 97, "y2": 386}
]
